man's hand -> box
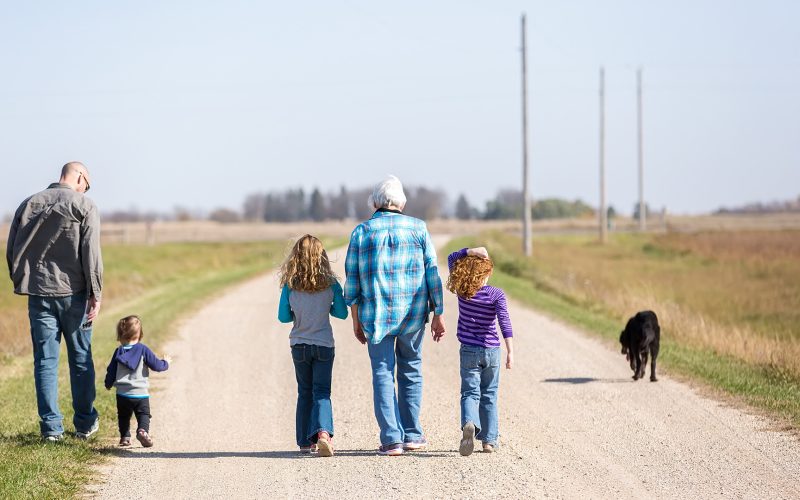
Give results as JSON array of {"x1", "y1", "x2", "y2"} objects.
[
  {"x1": 467, "y1": 247, "x2": 489, "y2": 259},
  {"x1": 87, "y1": 294, "x2": 101, "y2": 322},
  {"x1": 431, "y1": 314, "x2": 446, "y2": 342},
  {"x1": 353, "y1": 321, "x2": 367, "y2": 345}
]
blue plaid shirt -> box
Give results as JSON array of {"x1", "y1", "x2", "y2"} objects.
[{"x1": 344, "y1": 210, "x2": 444, "y2": 344}]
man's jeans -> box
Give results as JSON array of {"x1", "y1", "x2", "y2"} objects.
[
  {"x1": 28, "y1": 292, "x2": 98, "y2": 437},
  {"x1": 367, "y1": 327, "x2": 424, "y2": 446},
  {"x1": 460, "y1": 344, "x2": 500, "y2": 446},
  {"x1": 291, "y1": 343, "x2": 335, "y2": 447}
]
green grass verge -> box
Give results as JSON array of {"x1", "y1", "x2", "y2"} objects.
[
  {"x1": 0, "y1": 237, "x2": 345, "y2": 498},
  {"x1": 443, "y1": 235, "x2": 800, "y2": 429}
]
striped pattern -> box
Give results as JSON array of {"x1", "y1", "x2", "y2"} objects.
[
  {"x1": 344, "y1": 210, "x2": 444, "y2": 344},
  {"x1": 448, "y1": 249, "x2": 514, "y2": 348}
]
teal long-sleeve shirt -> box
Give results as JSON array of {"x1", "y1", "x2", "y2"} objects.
[{"x1": 278, "y1": 281, "x2": 347, "y2": 347}]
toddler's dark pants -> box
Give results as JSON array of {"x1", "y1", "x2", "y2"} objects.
[{"x1": 116, "y1": 394, "x2": 151, "y2": 437}]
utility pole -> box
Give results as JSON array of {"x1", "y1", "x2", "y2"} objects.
[
  {"x1": 521, "y1": 13, "x2": 532, "y2": 256},
  {"x1": 599, "y1": 66, "x2": 607, "y2": 244},
  {"x1": 637, "y1": 67, "x2": 646, "y2": 231}
]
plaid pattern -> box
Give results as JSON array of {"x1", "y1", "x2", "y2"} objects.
[{"x1": 344, "y1": 211, "x2": 444, "y2": 344}]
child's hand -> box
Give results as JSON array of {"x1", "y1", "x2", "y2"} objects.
[
  {"x1": 468, "y1": 247, "x2": 489, "y2": 259},
  {"x1": 505, "y1": 351, "x2": 513, "y2": 369},
  {"x1": 164, "y1": 355, "x2": 173, "y2": 364}
]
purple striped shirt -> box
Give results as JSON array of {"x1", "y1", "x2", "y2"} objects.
[{"x1": 448, "y1": 249, "x2": 514, "y2": 348}]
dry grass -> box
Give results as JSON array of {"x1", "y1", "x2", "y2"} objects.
[{"x1": 484, "y1": 229, "x2": 800, "y2": 377}]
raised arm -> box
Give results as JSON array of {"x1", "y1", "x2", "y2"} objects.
[{"x1": 142, "y1": 345, "x2": 169, "y2": 372}]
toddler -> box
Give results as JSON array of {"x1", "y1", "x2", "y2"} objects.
[
  {"x1": 104, "y1": 315, "x2": 170, "y2": 447},
  {"x1": 447, "y1": 247, "x2": 514, "y2": 456},
  {"x1": 278, "y1": 235, "x2": 348, "y2": 457}
]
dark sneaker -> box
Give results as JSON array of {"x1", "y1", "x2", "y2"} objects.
[
  {"x1": 378, "y1": 443, "x2": 404, "y2": 456},
  {"x1": 119, "y1": 437, "x2": 131, "y2": 447},
  {"x1": 136, "y1": 429, "x2": 154, "y2": 448},
  {"x1": 43, "y1": 434, "x2": 64, "y2": 442},
  {"x1": 75, "y1": 419, "x2": 99, "y2": 440},
  {"x1": 403, "y1": 438, "x2": 428, "y2": 451},
  {"x1": 459, "y1": 422, "x2": 475, "y2": 457}
]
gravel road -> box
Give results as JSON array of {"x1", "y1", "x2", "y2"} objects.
[{"x1": 91, "y1": 244, "x2": 800, "y2": 499}]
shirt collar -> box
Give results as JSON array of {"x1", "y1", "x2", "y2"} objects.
[
  {"x1": 47, "y1": 182, "x2": 72, "y2": 190},
  {"x1": 372, "y1": 207, "x2": 403, "y2": 218}
]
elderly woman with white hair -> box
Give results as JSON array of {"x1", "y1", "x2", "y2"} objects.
[{"x1": 344, "y1": 175, "x2": 446, "y2": 456}]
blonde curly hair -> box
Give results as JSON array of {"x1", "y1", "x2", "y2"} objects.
[
  {"x1": 447, "y1": 255, "x2": 494, "y2": 299},
  {"x1": 279, "y1": 234, "x2": 337, "y2": 292}
]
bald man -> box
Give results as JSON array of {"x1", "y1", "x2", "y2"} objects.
[{"x1": 7, "y1": 162, "x2": 104, "y2": 441}]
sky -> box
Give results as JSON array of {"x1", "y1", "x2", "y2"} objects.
[{"x1": 1, "y1": 0, "x2": 798, "y2": 217}]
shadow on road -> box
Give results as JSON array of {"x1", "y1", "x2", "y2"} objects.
[
  {"x1": 542, "y1": 377, "x2": 631, "y2": 384},
  {"x1": 111, "y1": 449, "x2": 454, "y2": 459}
]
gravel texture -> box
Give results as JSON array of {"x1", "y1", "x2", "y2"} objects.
[{"x1": 90, "y1": 244, "x2": 800, "y2": 499}]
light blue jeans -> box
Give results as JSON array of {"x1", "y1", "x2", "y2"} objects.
[
  {"x1": 28, "y1": 292, "x2": 98, "y2": 437},
  {"x1": 367, "y1": 328, "x2": 425, "y2": 446},
  {"x1": 460, "y1": 345, "x2": 500, "y2": 446},
  {"x1": 291, "y1": 343, "x2": 334, "y2": 447}
]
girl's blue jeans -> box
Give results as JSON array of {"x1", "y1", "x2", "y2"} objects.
[
  {"x1": 291, "y1": 343, "x2": 334, "y2": 447},
  {"x1": 459, "y1": 344, "x2": 501, "y2": 446}
]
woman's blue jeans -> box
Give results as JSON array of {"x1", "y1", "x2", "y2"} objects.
[
  {"x1": 460, "y1": 345, "x2": 500, "y2": 446},
  {"x1": 291, "y1": 343, "x2": 334, "y2": 447},
  {"x1": 28, "y1": 292, "x2": 98, "y2": 437},
  {"x1": 366, "y1": 328, "x2": 425, "y2": 446}
]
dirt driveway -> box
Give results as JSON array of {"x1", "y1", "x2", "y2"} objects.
[{"x1": 90, "y1": 243, "x2": 800, "y2": 499}]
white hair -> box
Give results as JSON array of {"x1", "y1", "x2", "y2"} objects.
[{"x1": 369, "y1": 175, "x2": 407, "y2": 209}]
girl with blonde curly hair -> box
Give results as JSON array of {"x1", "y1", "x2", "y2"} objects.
[
  {"x1": 278, "y1": 235, "x2": 348, "y2": 457},
  {"x1": 446, "y1": 246, "x2": 514, "y2": 457}
]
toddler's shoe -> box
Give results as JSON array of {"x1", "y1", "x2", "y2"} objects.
[
  {"x1": 43, "y1": 433, "x2": 64, "y2": 443},
  {"x1": 299, "y1": 444, "x2": 317, "y2": 454},
  {"x1": 316, "y1": 431, "x2": 334, "y2": 457},
  {"x1": 482, "y1": 442, "x2": 496, "y2": 453},
  {"x1": 136, "y1": 429, "x2": 154, "y2": 448},
  {"x1": 403, "y1": 437, "x2": 428, "y2": 451},
  {"x1": 459, "y1": 422, "x2": 475, "y2": 457},
  {"x1": 378, "y1": 443, "x2": 404, "y2": 456},
  {"x1": 119, "y1": 437, "x2": 131, "y2": 447}
]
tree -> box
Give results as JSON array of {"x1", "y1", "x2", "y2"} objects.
[
  {"x1": 327, "y1": 186, "x2": 350, "y2": 220},
  {"x1": 633, "y1": 202, "x2": 651, "y2": 222},
  {"x1": 209, "y1": 208, "x2": 241, "y2": 223},
  {"x1": 455, "y1": 194, "x2": 473, "y2": 220},
  {"x1": 309, "y1": 188, "x2": 326, "y2": 222}
]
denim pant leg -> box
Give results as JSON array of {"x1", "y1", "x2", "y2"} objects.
[
  {"x1": 28, "y1": 296, "x2": 64, "y2": 436},
  {"x1": 395, "y1": 328, "x2": 424, "y2": 442},
  {"x1": 459, "y1": 345, "x2": 483, "y2": 436},
  {"x1": 59, "y1": 293, "x2": 98, "y2": 432},
  {"x1": 308, "y1": 345, "x2": 335, "y2": 442},
  {"x1": 477, "y1": 348, "x2": 501, "y2": 445},
  {"x1": 292, "y1": 344, "x2": 314, "y2": 447},
  {"x1": 367, "y1": 335, "x2": 403, "y2": 446}
]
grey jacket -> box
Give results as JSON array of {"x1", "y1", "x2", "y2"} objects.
[{"x1": 6, "y1": 183, "x2": 103, "y2": 299}]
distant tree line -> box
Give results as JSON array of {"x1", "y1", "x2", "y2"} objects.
[
  {"x1": 98, "y1": 187, "x2": 601, "y2": 224},
  {"x1": 242, "y1": 185, "x2": 448, "y2": 222},
  {"x1": 714, "y1": 195, "x2": 800, "y2": 215}
]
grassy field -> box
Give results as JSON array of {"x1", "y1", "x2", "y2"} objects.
[
  {"x1": 444, "y1": 230, "x2": 800, "y2": 428},
  {"x1": 0, "y1": 238, "x2": 348, "y2": 499}
]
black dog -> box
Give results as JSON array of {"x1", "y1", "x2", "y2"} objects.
[{"x1": 619, "y1": 310, "x2": 660, "y2": 382}]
